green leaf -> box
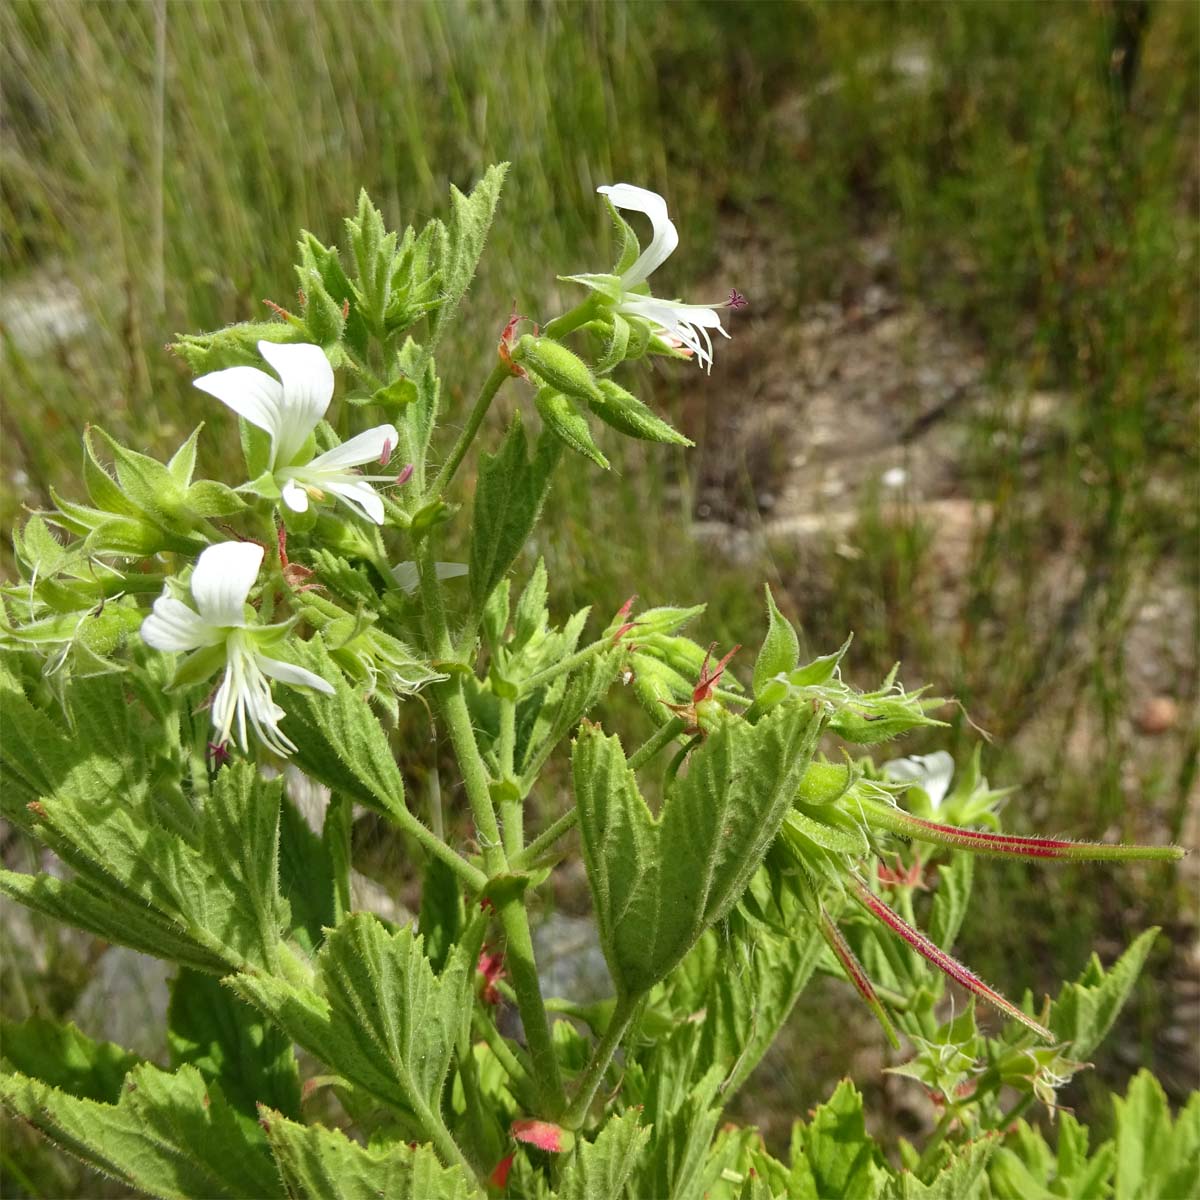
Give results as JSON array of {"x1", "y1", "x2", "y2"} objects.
[
  {"x1": 512, "y1": 558, "x2": 549, "y2": 650},
  {"x1": 1048, "y1": 928, "x2": 1159, "y2": 1059},
  {"x1": 419, "y1": 855, "x2": 464, "y2": 975},
  {"x1": 589, "y1": 379, "x2": 691, "y2": 446},
  {"x1": 230, "y1": 914, "x2": 482, "y2": 1119},
  {"x1": 1113, "y1": 1071, "x2": 1200, "y2": 1200},
  {"x1": 171, "y1": 321, "x2": 306, "y2": 375},
  {"x1": 168, "y1": 969, "x2": 301, "y2": 1124},
  {"x1": 573, "y1": 702, "x2": 821, "y2": 996},
  {"x1": 0, "y1": 1018, "x2": 142, "y2": 1104},
  {"x1": 280, "y1": 636, "x2": 408, "y2": 820},
  {"x1": 27, "y1": 759, "x2": 287, "y2": 973},
  {"x1": 468, "y1": 415, "x2": 560, "y2": 618},
  {"x1": 428, "y1": 164, "x2": 509, "y2": 348},
  {"x1": 0, "y1": 1062, "x2": 284, "y2": 1199},
  {"x1": 927, "y1": 852, "x2": 973, "y2": 951},
  {"x1": 786, "y1": 1080, "x2": 887, "y2": 1200},
  {"x1": 0, "y1": 869, "x2": 228, "y2": 974},
  {"x1": 893, "y1": 1137, "x2": 994, "y2": 1199},
  {"x1": 556, "y1": 1109, "x2": 651, "y2": 1200},
  {"x1": 753, "y1": 585, "x2": 800, "y2": 696},
  {"x1": 259, "y1": 1113, "x2": 482, "y2": 1200},
  {"x1": 535, "y1": 387, "x2": 609, "y2": 469}
]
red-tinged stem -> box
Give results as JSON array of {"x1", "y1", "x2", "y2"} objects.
[
  {"x1": 819, "y1": 905, "x2": 900, "y2": 1049},
  {"x1": 850, "y1": 875, "x2": 1054, "y2": 1043},
  {"x1": 858, "y1": 796, "x2": 1184, "y2": 862}
]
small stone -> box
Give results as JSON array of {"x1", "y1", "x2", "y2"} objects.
[{"x1": 1135, "y1": 696, "x2": 1178, "y2": 735}]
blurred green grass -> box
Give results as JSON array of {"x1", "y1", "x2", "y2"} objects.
[{"x1": 2, "y1": 0, "x2": 1197, "y2": 1181}]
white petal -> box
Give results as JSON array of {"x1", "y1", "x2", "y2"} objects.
[
  {"x1": 323, "y1": 479, "x2": 385, "y2": 525},
  {"x1": 256, "y1": 653, "x2": 336, "y2": 694},
  {"x1": 281, "y1": 479, "x2": 310, "y2": 513},
  {"x1": 308, "y1": 424, "x2": 399, "y2": 471},
  {"x1": 390, "y1": 560, "x2": 467, "y2": 594},
  {"x1": 392, "y1": 561, "x2": 420, "y2": 592},
  {"x1": 141, "y1": 596, "x2": 220, "y2": 652},
  {"x1": 194, "y1": 366, "x2": 285, "y2": 455},
  {"x1": 190, "y1": 541, "x2": 264, "y2": 627},
  {"x1": 257, "y1": 341, "x2": 334, "y2": 466},
  {"x1": 435, "y1": 562, "x2": 468, "y2": 584},
  {"x1": 883, "y1": 751, "x2": 956, "y2": 810},
  {"x1": 598, "y1": 183, "x2": 679, "y2": 287}
]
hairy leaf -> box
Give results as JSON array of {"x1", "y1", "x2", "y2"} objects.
[
  {"x1": 260, "y1": 1113, "x2": 481, "y2": 1200},
  {"x1": 573, "y1": 703, "x2": 821, "y2": 996},
  {"x1": 0, "y1": 1063, "x2": 283, "y2": 1199},
  {"x1": 555, "y1": 1109, "x2": 650, "y2": 1200}
]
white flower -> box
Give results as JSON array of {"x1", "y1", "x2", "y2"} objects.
[
  {"x1": 566, "y1": 184, "x2": 730, "y2": 372},
  {"x1": 882, "y1": 751, "x2": 955, "y2": 811},
  {"x1": 194, "y1": 341, "x2": 401, "y2": 524},
  {"x1": 141, "y1": 541, "x2": 334, "y2": 757},
  {"x1": 391, "y1": 560, "x2": 468, "y2": 594}
]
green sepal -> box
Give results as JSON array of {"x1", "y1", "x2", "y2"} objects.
[
  {"x1": 753, "y1": 584, "x2": 800, "y2": 695},
  {"x1": 590, "y1": 379, "x2": 691, "y2": 446},
  {"x1": 535, "y1": 387, "x2": 609, "y2": 469},
  {"x1": 167, "y1": 642, "x2": 227, "y2": 690}
]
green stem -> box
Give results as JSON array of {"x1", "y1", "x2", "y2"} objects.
[
  {"x1": 430, "y1": 361, "x2": 511, "y2": 499},
  {"x1": 542, "y1": 296, "x2": 600, "y2": 340},
  {"x1": 412, "y1": 1093, "x2": 477, "y2": 1181},
  {"x1": 627, "y1": 717, "x2": 687, "y2": 770},
  {"x1": 512, "y1": 807, "x2": 578, "y2": 871},
  {"x1": 521, "y1": 634, "x2": 619, "y2": 694},
  {"x1": 474, "y1": 1011, "x2": 536, "y2": 1100},
  {"x1": 562, "y1": 992, "x2": 638, "y2": 1129},
  {"x1": 420, "y1": 545, "x2": 566, "y2": 1116},
  {"x1": 914, "y1": 1108, "x2": 958, "y2": 1179}
]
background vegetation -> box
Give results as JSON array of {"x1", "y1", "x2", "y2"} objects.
[{"x1": 2, "y1": 0, "x2": 1196, "y2": 1191}]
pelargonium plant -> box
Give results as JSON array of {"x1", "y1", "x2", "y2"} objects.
[{"x1": 1, "y1": 167, "x2": 1194, "y2": 1200}]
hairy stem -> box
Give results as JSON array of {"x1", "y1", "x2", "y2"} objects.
[
  {"x1": 430, "y1": 361, "x2": 511, "y2": 499},
  {"x1": 562, "y1": 992, "x2": 638, "y2": 1130},
  {"x1": 420, "y1": 543, "x2": 566, "y2": 1116}
]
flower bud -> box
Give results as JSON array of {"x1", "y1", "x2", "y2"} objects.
[{"x1": 513, "y1": 334, "x2": 602, "y2": 403}]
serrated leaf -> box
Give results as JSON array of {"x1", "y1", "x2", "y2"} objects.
[
  {"x1": 787, "y1": 1080, "x2": 887, "y2": 1200},
  {"x1": 168, "y1": 969, "x2": 301, "y2": 1125},
  {"x1": 573, "y1": 703, "x2": 821, "y2": 997},
  {"x1": 1048, "y1": 928, "x2": 1158, "y2": 1059},
  {"x1": 279, "y1": 636, "x2": 408, "y2": 820},
  {"x1": 556, "y1": 1109, "x2": 650, "y2": 1200},
  {"x1": 0, "y1": 1018, "x2": 142, "y2": 1104},
  {"x1": 428, "y1": 164, "x2": 508, "y2": 349},
  {"x1": 927, "y1": 852, "x2": 973, "y2": 951},
  {"x1": 0, "y1": 1062, "x2": 284, "y2": 1199},
  {"x1": 891, "y1": 1136, "x2": 994, "y2": 1199},
  {"x1": 171, "y1": 321, "x2": 305, "y2": 375},
  {"x1": 513, "y1": 559, "x2": 549, "y2": 650},
  {"x1": 259, "y1": 1113, "x2": 481, "y2": 1200},
  {"x1": 230, "y1": 915, "x2": 482, "y2": 1121},
  {"x1": 0, "y1": 868, "x2": 228, "y2": 974},
  {"x1": 1113, "y1": 1071, "x2": 1200, "y2": 1200},
  {"x1": 468, "y1": 415, "x2": 560, "y2": 619}
]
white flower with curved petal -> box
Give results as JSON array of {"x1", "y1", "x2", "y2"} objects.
[
  {"x1": 141, "y1": 541, "x2": 334, "y2": 757},
  {"x1": 566, "y1": 183, "x2": 731, "y2": 372},
  {"x1": 882, "y1": 751, "x2": 955, "y2": 811},
  {"x1": 194, "y1": 341, "x2": 400, "y2": 525}
]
